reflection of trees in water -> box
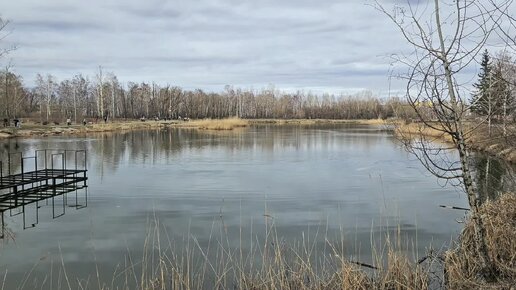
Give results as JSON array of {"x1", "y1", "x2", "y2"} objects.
[
  {"x1": 67, "y1": 128, "x2": 516, "y2": 198},
  {"x1": 0, "y1": 139, "x2": 22, "y2": 170},
  {"x1": 472, "y1": 154, "x2": 516, "y2": 204},
  {"x1": 88, "y1": 125, "x2": 388, "y2": 171},
  {"x1": 0, "y1": 138, "x2": 88, "y2": 177},
  {"x1": 1, "y1": 129, "x2": 514, "y2": 196},
  {"x1": 0, "y1": 126, "x2": 392, "y2": 177}
]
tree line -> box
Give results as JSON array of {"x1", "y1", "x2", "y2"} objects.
[
  {"x1": 2, "y1": 54, "x2": 516, "y2": 125},
  {"x1": 470, "y1": 49, "x2": 516, "y2": 136},
  {"x1": 1, "y1": 67, "x2": 419, "y2": 123}
]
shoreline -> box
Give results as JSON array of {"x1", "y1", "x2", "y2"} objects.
[
  {"x1": 1, "y1": 118, "x2": 514, "y2": 164},
  {"x1": 0, "y1": 120, "x2": 180, "y2": 139},
  {"x1": 0, "y1": 118, "x2": 387, "y2": 139},
  {"x1": 396, "y1": 122, "x2": 516, "y2": 164}
]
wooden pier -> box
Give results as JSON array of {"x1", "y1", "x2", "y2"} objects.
[{"x1": 0, "y1": 150, "x2": 88, "y2": 238}]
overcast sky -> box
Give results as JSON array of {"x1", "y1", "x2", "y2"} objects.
[{"x1": 0, "y1": 0, "x2": 507, "y2": 95}]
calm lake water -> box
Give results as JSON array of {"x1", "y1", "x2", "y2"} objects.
[{"x1": 0, "y1": 124, "x2": 513, "y2": 288}]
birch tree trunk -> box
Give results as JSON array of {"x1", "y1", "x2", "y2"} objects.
[{"x1": 434, "y1": 0, "x2": 493, "y2": 280}]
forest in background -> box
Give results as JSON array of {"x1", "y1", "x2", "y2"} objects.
[
  {"x1": 0, "y1": 67, "x2": 419, "y2": 123},
  {"x1": 1, "y1": 51, "x2": 515, "y2": 125}
]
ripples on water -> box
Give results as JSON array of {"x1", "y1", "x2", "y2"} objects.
[{"x1": 0, "y1": 124, "x2": 513, "y2": 288}]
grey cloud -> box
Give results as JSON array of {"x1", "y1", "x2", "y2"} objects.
[
  {"x1": 0, "y1": 0, "x2": 499, "y2": 96},
  {"x1": 15, "y1": 20, "x2": 103, "y2": 32},
  {"x1": 113, "y1": 4, "x2": 182, "y2": 19}
]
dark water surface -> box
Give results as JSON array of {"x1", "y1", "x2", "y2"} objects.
[{"x1": 0, "y1": 124, "x2": 512, "y2": 288}]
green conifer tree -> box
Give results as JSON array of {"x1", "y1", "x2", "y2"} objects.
[{"x1": 471, "y1": 50, "x2": 492, "y2": 115}]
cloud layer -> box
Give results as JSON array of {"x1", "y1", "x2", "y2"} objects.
[{"x1": 0, "y1": 0, "x2": 489, "y2": 95}]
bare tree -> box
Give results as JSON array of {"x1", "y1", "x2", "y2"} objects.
[
  {"x1": 377, "y1": 0, "x2": 513, "y2": 281},
  {"x1": 108, "y1": 73, "x2": 119, "y2": 119},
  {"x1": 96, "y1": 66, "x2": 104, "y2": 119},
  {"x1": 1, "y1": 65, "x2": 24, "y2": 119},
  {"x1": 0, "y1": 17, "x2": 19, "y2": 120},
  {"x1": 35, "y1": 73, "x2": 57, "y2": 122},
  {"x1": 0, "y1": 17, "x2": 15, "y2": 59},
  {"x1": 72, "y1": 74, "x2": 89, "y2": 121},
  {"x1": 492, "y1": 51, "x2": 516, "y2": 138}
]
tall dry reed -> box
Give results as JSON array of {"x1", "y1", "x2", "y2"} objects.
[{"x1": 445, "y1": 193, "x2": 516, "y2": 289}]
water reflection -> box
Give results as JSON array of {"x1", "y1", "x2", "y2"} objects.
[
  {"x1": 0, "y1": 125, "x2": 513, "y2": 289},
  {"x1": 472, "y1": 154, "x2": 516, "y2": 203}
]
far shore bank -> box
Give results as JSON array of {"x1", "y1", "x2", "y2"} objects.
[
  {"x1": 0, "y1": 120, "x2": 180, "y2": 139},
  {"x1": 1, "y1": 118, "x2": 514, "y2": 164},
  {"x1": 247, "y1": 118, "x2": 388, "y2": 125},
  {"x1": 396, "y1": 122, "x2": 516, "y2": 164},
  {"x1": 0, "y1": 118, "x2": 387, "y2": 140}
]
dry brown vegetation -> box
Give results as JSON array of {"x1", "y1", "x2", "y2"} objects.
[
  {"x1": 395, "y1": 122, "x2": 516, "y2": 163},
  {"x1": 130, "y1": 193, "x2": 516, "y2": 290},
  {"x1": 394, "y1": 122, "x2": 454, "y2": 143},
  {"x1": 109, "y1": 225, "x2": 431, "y2": 290},
  {"x1": 185, "y1": 117, "x2": 249, "y2": 130},
  {"x1": 0, "y1": 118, "x2": 387, "y2": 139},
  {"x1": 445, "y1": 193, "x2": 516, "y2": 290},
  {"x1": 465, "y1": 123, "x2": 516, "y2": 163},
  {"x1": 8, "y1": 193, "x2": 515, "y2": 289},
  {"x1": 0, "y1": 120, "x2": 179, "y2": 138},
  {"x1": 249, "y1": 118, "x2": 387, "y2": 126}
]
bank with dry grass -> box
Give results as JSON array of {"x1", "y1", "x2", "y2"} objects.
[
  {"x1": 0, "y1": 118, "x2": 249, "y2": 138},
  {"x1": 104, "y1": 192, "x2": 516, "y2": 289},
  {"x1": 0, "y1": 120, "x2": 180, "y2": 139},
  {"x1": 0, "y1": 118, "x2": 388, "y2": 139},
  {"x1": 181, "y1": 117, "x2": 249, "y2": 130},
  {"x1": 249, "y1": 118, "x2": 387, "y2": 126},
  {"x1": 396, "y1": 122, "x2": 516, "y2": 163},
  {"x1": 21, "y1": 192, "x2": 511, "y2": 289},
  {"x1": 465, "y1": 124, "x2": 516, "y2": 163},
  {"x1": 445, "y1": 193, "x2": 516, "y2": 289}
]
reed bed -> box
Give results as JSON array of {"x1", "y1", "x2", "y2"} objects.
[
  {"x1": 394, "y1": 122, "x2": 453, "y2": 143},
  {"x1": 445, "y1": 193, "x2": 516, "y2": 289},
  {"x1": 395, "y1": 122, "x2": 516, "y2": 163},
  {"x1": 0, "y1": 118, "x2": 388, "y2": 138},
  {"x1": 0, "y1": 120, "x2": 177, "y2": 138},
  {"x1": 103, "y1": 222, "x2": 431, "y2": 290},
  {"x1": 12, "y1": 218, "x2": 434, "y2": 290},
  {"x1": 188, "y1": 117, "x2": 249, "y2": 130},
  {"x1": 249, "y1": 119, "x2": 387, "y2": 126},
  {"x1": 8, "y1": 193, "x2": 516, "y2": 290}
]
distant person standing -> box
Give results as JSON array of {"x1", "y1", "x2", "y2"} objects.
[
  {"x1": 13, "y1": 118, "x2": 19, "y2": 128},
  {"x1": 83, "y1": 118, "x2": 87, "y2": 126},
  {"x1": 104, "y1": 115, "x2": 108, "y2": 123},
  {"x1": 67, "y1": 117, "x2": 72, "y2": 126},
  {"x1": 3, "y1": 118, "x2": 8, "y2": 127}
]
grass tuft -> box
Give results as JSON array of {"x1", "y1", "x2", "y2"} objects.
[
  {"x1": 189, "y1": 117, "x2": 249, "y2": 130},
  {"x1": 445, "y1": 193, "x2": 516, "y2": 289}
]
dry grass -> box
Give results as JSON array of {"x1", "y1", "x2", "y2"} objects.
[
  {"x1": 445, "y1": 193, "x2": 516, "y2": 289},
  {"x1": 11, "y1": 217, "x2": 432, "y2": 290},
  {"x1": 11, "y1": 193, "x2": 516, "y2": 290},
  {"x1": 395, "y1": 122, "x2": 453, "y2": 143},
  {"x1": 0, "y1": 120, "x2": 178, "y2": 138},
  {"x1": 147, "y1": 225, "x2": 428, "y2": 289},
  {"x1": 0, "y1": 118, "x2": 389, "y2": 139},
  {"x1": 130, "y1": 194, "x2": 511, "y2": 290},
  {"x1": 187, "y1": 117, "x2": 249, "y2": 130},
  {"x1": 465, "y1": 123, "x2": 516, "y2": 163},
  {"x1": 377, "y1": 250, "x2": 429, "y2": 290},
  {"x1": 395, "y1": 122, "x2": 516, "y2": 163},
  {"x1": 130, "y1": 223, "x2": 430, "y2": 290},
  {"x1": 249, "y1": 119, "x2": 387, "y2": 126}
]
